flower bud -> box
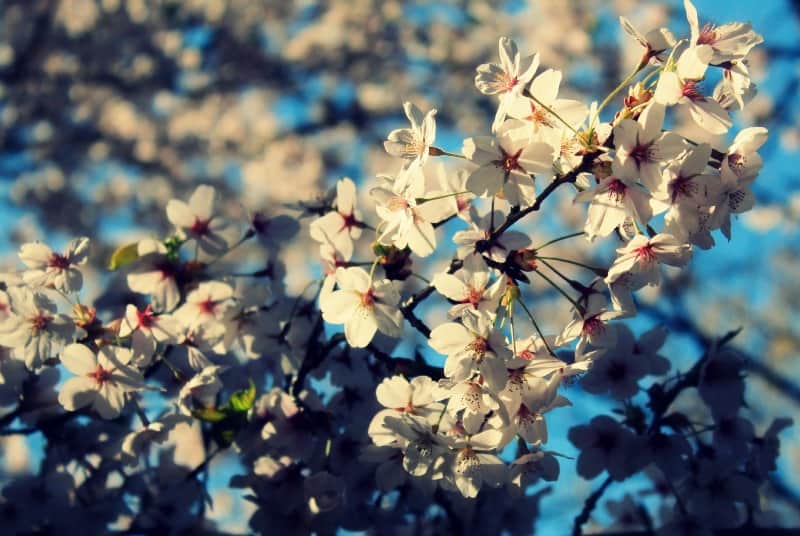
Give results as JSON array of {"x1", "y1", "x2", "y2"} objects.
[{"x1": 511, "y1": 249, "x2": 538, "y2": 272}]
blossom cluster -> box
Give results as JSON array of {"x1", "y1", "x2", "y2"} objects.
[{"x1": 0, "y1": 1, "x2": 790, "y2": 533}]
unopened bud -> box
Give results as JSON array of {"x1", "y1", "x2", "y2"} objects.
[{"x1": 511, "y1": 249, "x2": 538, "y2": 272}]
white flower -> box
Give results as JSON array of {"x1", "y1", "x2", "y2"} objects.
[
  {"x1": 505, "y1": 374, "x2": 569, "y2": 445},
  {"x1": 463, "y1": 124, "x2": 554, "y2": 206},
  {"x1": 118, "y1": 304, "x2": 181, "y2": 366},
  {"x1": 713, "y1": 60, "x2": 756, "y2": 110},
  {"x1": 0, "y1": 287, "x2": 74, "y2": 369},
  {"x1": 429, "y1": 311, "x2": 510, "y2": 392},
  {"x1": 166, "y1": 184, "x2": 236, "y2": 260},
  {"x1": 506, "y1": 69, "x2": 587, "y2": 139},
  {"x1": 684, "y1": 0, "x2": 763, "y2": 64},
  {"x1": 321, "y1": 267, "x2": 402, "y2": 348},
  {"x1": 309, "y1": 177, "x2": 362, "y2": 260},
  {"x1": 18, "y1": 237, "x2": 90, "y2": 293},
  {"x1": 57, "y1": 343, "x2": 144, "y2": 419},
  {"x1": 371, "y1": 168, "x2": 447, "y2": 257},
  {"x1": 556, "y1": 287, "x2": 622, "y2": 361},
  {"x1": 384, "y1": 102, "x2": 437, "y2": 169},
  {"x1": 650, "y1": 144, "x2": 720, "y2": 239},
  {"x1": 126, "y1": 239, "x2": 181, "y2": 313},
  {"x1": 448, "y1": 423, "x2": 507, "y2": 498},
  {"x1": 613, "y1": 102, "x2": 685, "y2": 191},
  {"x1": 379, "y1": 413, "x2": 450, "y2": 478},
  {"x1": 574, "y1": 163, "x2": 653, "y2": 241},
  {"x1": 475, "y1": 37, "x2": 540, "y2": 131},
  {"x1": 174, "y1": 281, "x2": 235, "y2": 328},
  {"x1": 654, "y1": 45, "x2": 731, "y2": 135},
  {"x1": 710, "y1": 127, "x2": 768, "y2": 239},
  {"x1": 605, "y1": 233, "x2": 692, "y2": 288},
  {"x1": 368, "y1": 375, "x2": 443, "y2": 446},
  {"x1": 619, "y1": 16, "x2": 676, "y2": 64},
  {"x1": 432, "y1": 254, "x2": 505, "y2": 320}
]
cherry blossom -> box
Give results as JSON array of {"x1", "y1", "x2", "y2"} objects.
[
  {"x1": 126, "y1": 239, "x2": 181, "y2": 313},
  {"x1": 432, "y1": 254, "x2": 505, "y2": 319},
  {"x1": 383, "y1": 101, "x2": 437, "y2": 169},
  {"x1": 309, "y1": 177, "x2": 363, "y2": 260},
  {"x1": 475, "y1": 37, "x2": 540, "y2": 131},
  {"x1": 166, "y1": 184, "x2": 236, "y2": 260},
  {"x1": 18, "y1": 237, "x2": 90, "y2": 293},
  {"x1": 0, "y1": 287, "x2": 74, "y2": 369},
  {"x1": 463, "y1": 123, "x2": 554, "y2": 206},
  {"x1": 429, "y1": 311, "x2": 510, "y2": 392},
  {"x1": 320, "y1": 267, "x2": 402, "y2": 348},
  {"x1": 684, "y1": 0, "x2": 763, "y2": 64},
  {"x1": 57, "y1": 343, "x2": 144, "y2": 419}
]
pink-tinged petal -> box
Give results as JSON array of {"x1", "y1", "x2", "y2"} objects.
[
  {"x1": 18, "y1": 242, "x2": 52, "y2": 269},
  {"x1": 58, "y1": 376, "x2": 97, "y2": 411},
  {"x1": 321, "y1": 289, "x2": 359, "y2": 324},
  {"x1": 640, "y1": 102, "x2": 665, "y2": 143},
  {"x1": 166, "y1": 199, "x2": 195, "y2": 229},
  {"x1": 93, "y1": 384, "x2": 126, "y2": 419},
  {"x1": 60, "y1": 343, "x2": 97, "y2": 375},
  {"x1": 689, "y1": 99, "x2": 732, "y2": 135},
  {"x1": 376, "y1": 376, "x2": 412, "y2": 409},
  {"x1": 466, "y1": 165, "x2": 503, "y2": 198},
  {"x1": 189, "y1": 185, "x2": 216, "y2": 221},
  {"x1": 684, "y1": 0, "x2": 700, "y2": 43},
  {"x1": 65, "y1": 237, "x2": 90, "y2": 265},
  {"x1": 677, "y1": 45, "x2": 712, "y2": 81},
  {"x1": 433, "y1": 273, "x2": 469, "y2": 302},
  {"x1": 429, "y1": 322, "x2": 471, "y2": 356},
  {"x1": 654, "y1": 72, "x2": 682, "y2": 105},
  {"x1": 529, "y1": 69, "x2": 561, "y2": 105},
  {"x1": 344, "y1": 305, "x2": 377, "y2": 348},
  {"x1": 336, "y1": 178, "x2": 357, "y2": 216}
]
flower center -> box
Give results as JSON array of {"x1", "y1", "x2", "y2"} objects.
[
  {"x1": 467, "y1": 337, "x2": 489, "y2": 358},
  {"x1": 198, "y1": 298, "x2": 216, "y2": 314},
  {"x1": 29, "y1": 313, "x2": 51, "y2": 333},
  {"x1": 525, "y1": 102, "x2": 554, "y2": 128},
  {"x1": 630, "y1": 141, "x2": 653, "y2": 165},
  {"x1": 696, "y1": 23, "x2": 718, "y2": 46},
  {"x1": 670, "y1": 175, "x2": 699, "y2": 203},
  {"x1": 606, "y1": 179, "x2": 628, "y2": 202},
  {"x1": 360, "y1": 288, "x2": 375, "y2": 307},
  {"x1": 499, "y1": 72, "x2": 519, "y2": 93},
  {"x1": 48, "y1": 253, "x2": 70, "y2": 270},
  {"x1": 635, "y1": 244, "x2": 657, "y2": 264},
  {"x1": 681, "y1": 80, "x2": 703, "y2": 101},
  {"x1": 88, "y1": 364, "x2": 113, "y2": 386},
  {"x1": 582, "y1": 316, "x2": 605, "y2": 337},
  {"x1": 464, "y1": 287, "x2": 484, "y2": 308},
  {"x1": 340, "y1": 212, "x2": 358, "y2": 231},
  {"x1": 190, "y1": 217, "x2": 211, "y2": 236},
  {"x1": 495, "y1": 147, "x2": 524, "y2": 174},
  {"x1": 136, "y1": 305, "x2": 155, "y2": 329}
]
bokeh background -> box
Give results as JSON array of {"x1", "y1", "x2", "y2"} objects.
[{"x1": 0, "y1": 0, "x2": 799, "y2": 532}]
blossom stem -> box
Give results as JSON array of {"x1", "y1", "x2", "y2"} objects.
[
  {"x1": 516, "y1": 298, "x2": 557, "y2": 357},
  {"x1": 409, "y1": 272, "x2": 431, "y2": 284},
  {"x1": 131, "y1": 397, "x2": 150, "y2": 427},
  {"x1": 535, "y1": 231, "x2": 585, "y2": 250},
  {"x1": 533, "y1": 268, "x2": 584, "y2": 314},
  {"x1": 415, "y1": 191, "x2": 470, "y2": 204},
  {"x1": 429, "y1": 147, "x2": 465, "y2": 159},
  {"x1": 537, "y1": 255, "x2": 607, "y2": 276}
]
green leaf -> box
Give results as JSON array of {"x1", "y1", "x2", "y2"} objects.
[
  {"x1": 108, "y1": 242, "x2": 139, "y2": 271},
  {"x1": 192, "y1": 407, "x2": 228, "y2": 423},
  {"x1": 227, "y1": 379, "x2": 256, "y2": 413}
]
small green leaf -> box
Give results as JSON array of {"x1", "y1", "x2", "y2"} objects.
[
  {"x1": 227, "y1": 379, "x2": 256, "y2": 413},
  {"x1": 192, "y1": 407, "x2": 228, "y2": 423},
  {"x1": 108, "y1": 242, "x2": 139, "y2": 271}
]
